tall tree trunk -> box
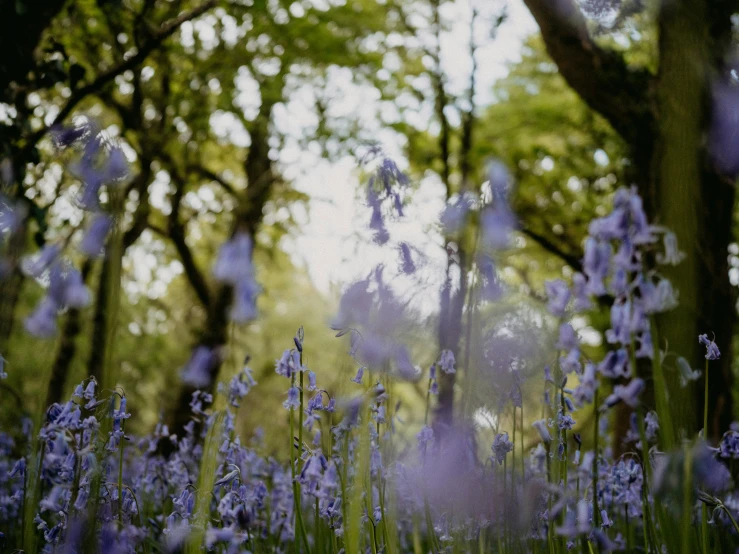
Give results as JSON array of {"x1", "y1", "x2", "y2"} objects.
[
  {"x1": 523, "y1": 0, "x2": 736, "y2": 440},
  {"x1": 87, "y1": 256, "x2": 110, "y2": 384},
  {"x1": 0, "y1": 222, "x2": 27, "y2": 351},
  {"x1": 652, "y1": 0, "x2": 735, "y2": 441},
  {"x1": 166, "y1": 96, "x2": 279, "y2": 441}
]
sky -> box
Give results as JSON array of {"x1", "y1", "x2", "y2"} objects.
[{"x1": 281, "y1": 0, "x2": 537, "y2": 294}]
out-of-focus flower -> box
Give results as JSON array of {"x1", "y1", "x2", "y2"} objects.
[
  {"x1": 181, "y1": 347, "x2": 218, "y2": 387},
  {"x1": 532, "y1": 419, "x2": 552, "y2": 444},
  {"x1": 545, "y1": 279, "x2": 570, "y2": 317},
  {"x1": 603, "y1": 378, "x2": 645, "y2": 409},
  {"x1": 79, "y1": 213, "x2": 113, "y2": 257},
  {"x1": 491, "y1": 432, "x2": 514, "y2": 465}
]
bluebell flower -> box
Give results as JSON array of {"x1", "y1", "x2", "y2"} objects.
[
  {"x1": 603, "y1": 378, "x2": 645, "y2": 409},
  {"x1": 676, "y1": 356, "x2": 702, "y2": 387},
  {"x1": 181, "y1": 347, "x2": 218, "y2": 387},
  {"x1": 598, "y1": 349, "x2": 629, "y2": 378},
  {"x1": 559, "y1": 413, "x2": 575, "y2": 430},
  {"x1": 572, "y1": 273, "x2": 593, "y2": 312},
  {"x1": 560, "y1": 348, "x2": 582, "y2": 375},
  {"x1": 634, "y1": 330, "x2": 653, "y2": 360},
  {"x1": 283, "y1": 386, "x2": 300, "y2": 410},
  {"x1": 394, "y1": 346, "x2": 420, "y2": 380},
  {"x1": 573, "y1": 363, "x2": 597, "y2": 406},
  {"x1": 213, "y1": 232, "x2": 254, "y2": 285},
  {"x1": 583, "y1": 238, "x2": 611, "y2": 296},
  {"x1": 491, "y1": 432, "x2": 514, "y2": 465},
  {"x1": 480, "y1": 204, "x2": 516, "y2": 251},
  {"x1": 231, "y1": 278, "x2": 260, "y2": 322},
  {"x1": 656, "y1": 231, "x2": 685, "y2": 265},
  {"x1": 556, "y1": 323, "x2": 578, "y2": 351},
  {"x1": 438, "y1": 349, "x2": 455, "y2": 374},
  {"x1": 645, "y1": 411, "x2": 659, "y2": 443},
  {"x1": 24, "y1": 297, "x2": 58, "y2": 337},
  {"x1": 22, "y1": 244, "x2": 61, "y2": 277},
  {"x1": 0, "y1": 354, "x2": 6, "y2": 379},
  {"x1": 545, "y1": 279, "x2": 570, "y2": 317},
  {"x1": 694, "y1": 443, "x2": 731, "y2": 493},
  {"x1": 79, "y1": 213, "x2": 113, "y2": 257},
  {"x1": 477, "y1": 254, "x2": 503, "y2": 301},
  {"x1": 275, "y1": 349, "x2": 300, "y2": 378},
  {"x1": 351, "y1": 366, "x2": 365, "y2": 384},
  {"x1": 605, "y1": 300, "x2": 631, "y2": 346},
  {"x1": 699, "y1": 334, "x2": 720, "y2": 360},
  {"x1": 417, "y1": 426, "x2": 434, "y2": 451},
  {"x1": 48, "y1": 262, "x2": 91, "y2": 309},
  {"x1": 440, "y1": 194, "x2": 473, "y2": 235},
  {"x1": 718, "y1": 430, "x2": 739, "y2": 459},
  {"x1": 532, "y1": 419, "x2": 552, "y2": 444},
  {"x1": 641, "y1": 278, "x2": 678, "y2": 314}
]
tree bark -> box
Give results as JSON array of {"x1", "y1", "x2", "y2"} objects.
[{"x1": 523, "y1": 0, "x2": 736, "y2": 440}]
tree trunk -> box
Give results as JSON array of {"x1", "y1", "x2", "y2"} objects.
[
  {"x1": 523, "y1": 0, "x2": 736, "y2": 440},
  {"x1": 652, "y1": 0, "x2": 735, "y2": 441},
  {"x1": 166, "y1": 97, "x2": 279, "y2": 441}
]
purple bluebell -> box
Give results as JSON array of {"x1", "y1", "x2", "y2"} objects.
[
  {"x1": 275, "y1": 349, "x2": 300, "y2": 378},
  {"x1": 79, "y1": 213, "x2": 113, "y2": 257},
  {"x1": 657, "y1": 231, "x2": 684, "y2": 265},
  {"x1": 676, "y1": 356, "x2": 702, "y2": 387},
  {"x1": 641, "y1": 278, "x2": 678, "y2": 314},
  {"x1": 438, "y1": 349, "x2": 455, "y2": 374},
  {"x1": 598, "y1": 348, "x2": 629, "y2": 378},
  {"x1": 283, "y1": 386, "x2": 300, "y2": 410},
  {"x1": 48, "y1": 262, "x2": 91, "y2": 309},
  {"x1": 605, "y1": 300, "x2": 631, "y2": 345},
  {"x1": 477, "y1": 254, "x2": 503, "y2": 301},
  {"x1": 532, "y1": 419, "x2": 552, "y2": 444},
  {"x1": 556, "y1": 323, "x2": 578, "y2": 351},
  {"x1": 572, "y1": 272, "x2": 593, "y2": 312},
  {"x1": 181, "y1": 346, "x2": 217, "y2": 387},
  {"x1": 545, "y1": 279, "x2": 570, "y2": 317},
  {"x1": 231, "y1": 278, "x2": 260, "y2": 322},
  {"x1": 22, "y1": 244, "x2": 61, "y2": 277},
  {"x1": 583, "y1": 238, "x2": 611, "y2": 296},
  {"x1": 699, "y1": 334, "x2": 720, "y2": 360},
  {"x1": 491, "y1": 432, "x2": 514, "y2": 465},
  {"x1": 213, "y1": 232, "x2": 254, "y2": 285},
  {"x1": 718, "y1": 430, "x2": 739, "y2": 459},
  {"x1": 440, "y1": 194, "x2": 473, "y2": 235},
  {"x1": 573, "y1": 363, "x2": 597, "y2": 406},
  {"x1": 603, "y1": 378, "x2": 645, "y2": 409},
  {"x1": 0, "y1": 354, "x2": 5, "y2": 379},
  {"x1": 24, "y1": 297, "x2": 58, "y2": 337},
  {"x1": 480, "y1": 204, "x2": 515, "y2": 251},
  {"x1": 558, "y1": 412, "x2": 575, "y2": 430},
  {"x1": 560, "y1": 348, "x2": 581, "y2": 375},
  {"x1": 351, "y1": 366, "x2": 365, "y2": 384}
]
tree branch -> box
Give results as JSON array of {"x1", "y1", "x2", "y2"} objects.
[
  {"x1": 520, "y1": 226, "x2": 583, "y2": 272},
  {"x1": 167, "y1": 175, "x2": 213, "y2": 309},
  {"x1": 26, "y1": 0, "x2": 216, "y2": 149},
  {"x1": 522, "y1": 0, "x2": 654, "y2": 146}
]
